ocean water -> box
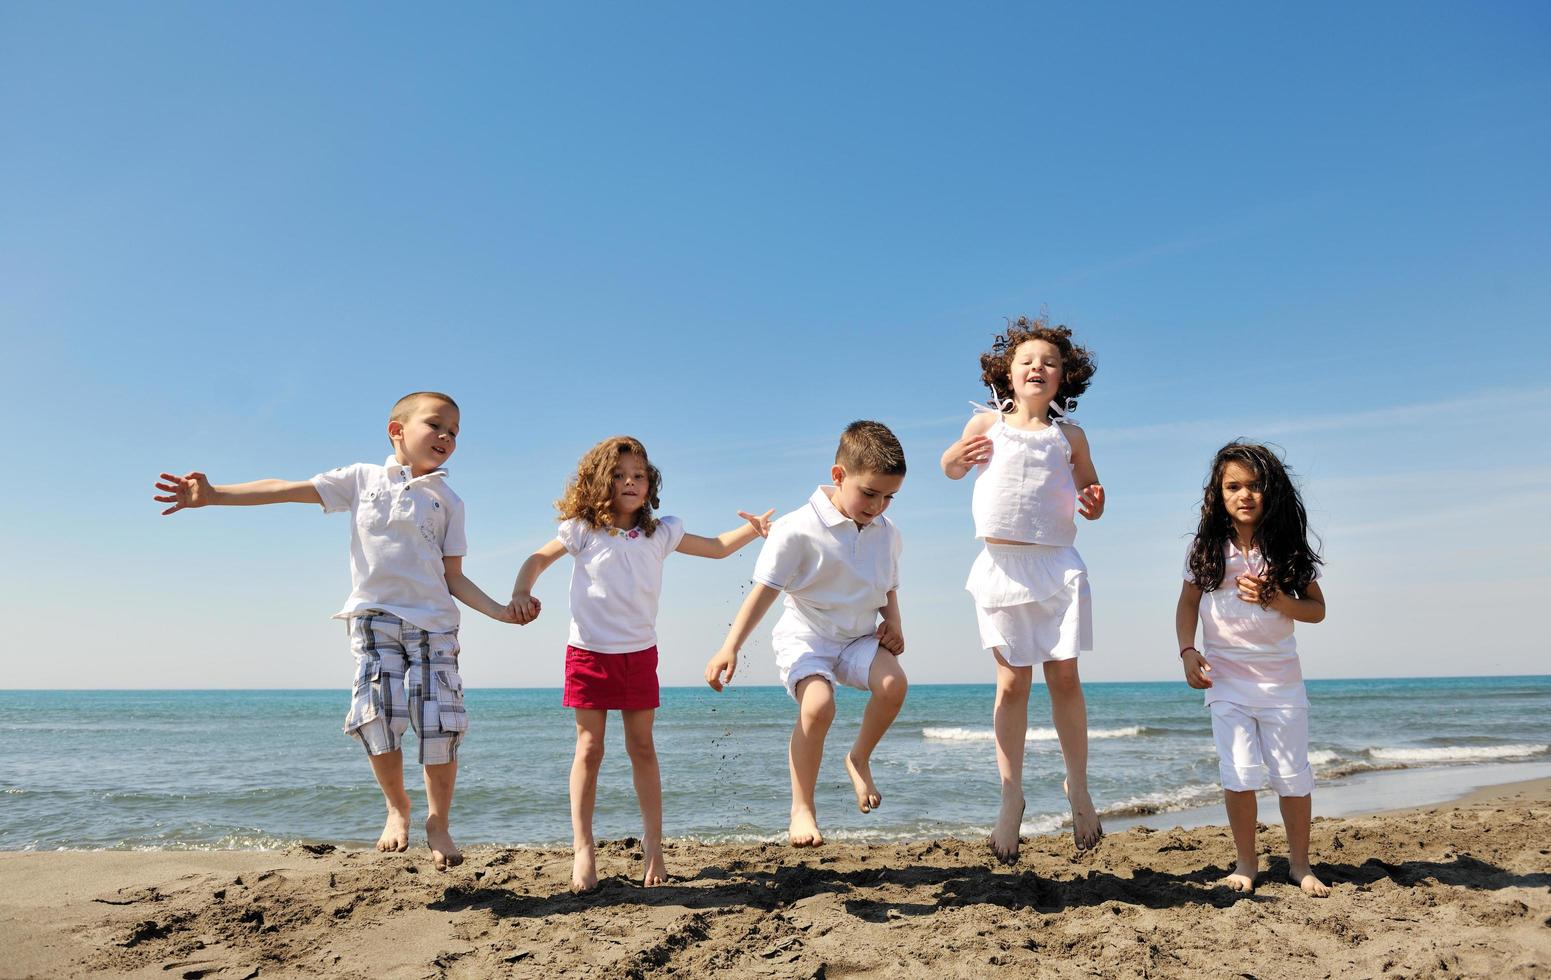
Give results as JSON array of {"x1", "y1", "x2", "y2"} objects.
[{"x1": 2, "y1": 676, "x2": 1548, "y2": 850}]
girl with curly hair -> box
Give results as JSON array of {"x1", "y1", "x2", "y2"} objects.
[
  {"x1": 1176, "y1": 442, "x2": 1329, "y2": 897},
  {"x1": 508, "y1": 435, "x2": 771, "y2": 892},
  {"x1": 939, "y1": 315, "x2": 1105, "y2": 863}
]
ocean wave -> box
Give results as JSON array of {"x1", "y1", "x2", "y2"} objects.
[
  {"x1": 1307, "y1": 750, "x2": 1341, "y2": 766},
  {"x1": 1368, "y1": 743, "x2": 1548, "y2": 763},
  {"x1": 1099, "y1": 783, "x2": 1221, "y2": 819},
  {"x1": 922, "y1": 725, "x2": 1146, "y2": 743}
]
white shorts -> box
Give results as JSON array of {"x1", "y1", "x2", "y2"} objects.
[
  {"x1": 966, "y1": 543, "x2": 1092, "y2": 667},
  {"x1": 1209, "y1": 701, "x2": 1313, "y2": 797},
  {"x1": 772, "y1": 614, "x2": 879, "y2": 701}
]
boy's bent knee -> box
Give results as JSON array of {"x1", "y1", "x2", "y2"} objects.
[{"x1": 872, "y1": 670, "x2": 907, "y2": 706}]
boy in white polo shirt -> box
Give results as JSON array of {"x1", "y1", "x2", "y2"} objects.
[
  {"x1": 704, "y1": 420, "x2": 908, "y2": 847},
  {"x1": 153, "y1": 391, "x2": 515, "y2": 871}
]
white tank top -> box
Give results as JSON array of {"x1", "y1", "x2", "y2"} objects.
[{"x1": 971, "y1": 417, "x2": 1078, "y2": 545}]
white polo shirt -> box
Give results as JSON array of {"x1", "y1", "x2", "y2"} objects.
[
  {"x1": 312, "y1": 456, "x2": 467, "y2": 634},
  {"x1": 754, "y1": 487, "x2": 902, "y2": 643},
  {"x1": 1185, "y1": 539, "x2": 1319, "y2": 708},
  {"x1": 558, "y1": 516, "x2": 686, "y2": 653}
]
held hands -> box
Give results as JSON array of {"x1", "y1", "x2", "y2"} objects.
[
  {"x1": 1077, "y1": 483, "x2": 1105, "y2": 520},
  {"x1": 738, "y1": 508, "x2": 775, "y2": 538},
  {"x1": 154, "y1": 472, "x2": 215, "y2": 516},
  {"x1": 1181, "y1": 648, "x2": 1213, "y2": 689},
  {"x1": 507, "y1": 591, "x2": 542, "y2": 626},
  {"x1": 704, "y1": 648, "x2": 737, "y2": 691},
  {"x1": 875, "y1": 619, "x2": 905, "y2": 656}
]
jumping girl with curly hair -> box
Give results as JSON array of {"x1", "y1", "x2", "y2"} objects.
[
  {"x1": 940, "y1": 314, "x2": 1106, "y2": 864},
  {"x1": 1176, "y1": 442, "x2": 1330, "y2": 897},
  {"x1": 508, "y1": 435, "x2": 772, "y2": 892}
]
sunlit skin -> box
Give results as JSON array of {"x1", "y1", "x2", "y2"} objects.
[
  {"x1": 939, "y1": 338, "x2": 1104, "y2": 862},
  {"x1": 1175, "y1": 459, "x2": 1330, "y2": 897}
]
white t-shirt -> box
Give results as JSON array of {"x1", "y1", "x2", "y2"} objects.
[
  {"x1": 754, "y1": 487, "x2": 902, "y2": 644},
  {"x1": 312, "y1": 456, "x2": 467, "y2": 634},
  {"x1": 1184, "y1": 540, "x2": 1319, "y2": 708},
  {"x1": 558, "y1": 515, "x2": 686, "y2": 654}
]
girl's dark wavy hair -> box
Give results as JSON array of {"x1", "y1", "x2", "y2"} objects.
[
  {"x1": 979, "y1": 314, "x2": 1096, "y2": 420},
  {"x1": 1187, "y1": 442, "x2": 1322, "y2": 603}
]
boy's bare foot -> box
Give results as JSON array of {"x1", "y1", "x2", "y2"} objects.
[
  {"x1": 844, "y1": 752, "x2": 882, "y2": 813},
  {"x1": 425, "y1": 818, "x2": 462, "y2": 871},
  {"x1": 377, "y1": 808, "x2": 411, "y2": 853},
  {"x1": 989, "y1": 796, "x2": 1024, "y2": 865},
  {"x1": 1291, "y1": 865, "x2": 1330, "y2": 897},
  {"x1": 641, "y1": 842, "x2": 666, "y2": 887},
  {"x1": 1064, "y1": 778, "x2": 1103, "y2": 851},
  {"x1": 788, "y1": 809, "x2": 824, "y2": 847},
  {"x1": 1222, "y1": 863, "x2": 1258, "y2": 892},
  {"x1": 572, "y1": 844, "x2": 599, "y2": 893}
]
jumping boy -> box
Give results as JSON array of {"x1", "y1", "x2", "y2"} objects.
[
  {"x1": 704, "y1": 420, "x2": 909, "y2": 846},
  {"x1": 153, "y1": 391, "x2": 515, "y2": 870}
]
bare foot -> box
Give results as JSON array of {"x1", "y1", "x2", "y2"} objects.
[
  {"x1": 844, "y1": 751, "x2": 882, "y2": 813},
  {"x1": 377, "y1": 807, "x2": 411, "y2": 853},
  {"x1": 788, "y1": 808, "x2": 824, "y2": 847},
  {"x1": 641, "y1": 842, "x2": 666, "y2": 887},
  {"x1": 1291, "y1": 865, "x2": 1329, "y2": 897},
  {"x1": 989, "y1": 795, "x2": 1024, "y2": 865},
  {"x1": 572, "y1": 844, "x2": 599, "y2": 893},
  {"x1": 1063, "y1": 779, "x2": 1103, "y2": 851},
  {"x1": 1222, "y1": 863, "x2": 1258, "y2": 892},
  {"x1": 425, "y1": 818, "x2": 462, "y2": 871}
]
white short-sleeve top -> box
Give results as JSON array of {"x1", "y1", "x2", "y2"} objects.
[
  {"x1": 971, "y1": 418, "x2": 1078, "y2": 546},
  {"x1": 558, "y1": 515, "x2": 686, "y2": 653},
  {"x1": 311, "y1": 456, "x2": 467, "y2": 634},
  {"x1": 753, "y1": 487, "x2": 902, "y2": 643},
  {"x1": 1185, "y1": 540, "x2": 1320, "y2": 708}
]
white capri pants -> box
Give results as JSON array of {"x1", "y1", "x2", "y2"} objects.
[{"x1": 1209, "y1": 701, "x2": 1314, "y2": 797}]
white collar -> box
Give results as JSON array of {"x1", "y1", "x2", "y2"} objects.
[
  {"x1": 809, "y1": 486, "x2": 859, "y2": 529},
  {"x1": 384, "y1": 455, "x2": 449, "y2": 483}
]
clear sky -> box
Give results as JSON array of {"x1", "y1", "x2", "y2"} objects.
[{"x1": 3, "y1": 3, "x2": 1547, "y2": 689}]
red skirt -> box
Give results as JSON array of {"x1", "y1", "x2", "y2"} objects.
[{"x1": 562, "y1": 645, "x2": 660, "y2": 710}]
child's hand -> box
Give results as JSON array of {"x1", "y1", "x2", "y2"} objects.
[
  {"x1": 875, "y1": 620, "x2": 905, "y2": 655},
  {"x1": 738, "y1": 508, "x2": 775, "y2": 538},
  {"x1": 1235, "y1": 574, "x2": 1277, "y2": 607},
  {"x1": 154, "y1": 471, "x2": 215, "y2": 515},
  {"x1": 704, "y1": 648, "x2": 738, "y2": 691},
  {"x1": 1181, "y1": 647, "x2": 1213, "y2": 689},
  {"x1": 949, "y1": 433, "x2": 994, "y2": 470},
  {"x1": 1077, "y1": 483, "x2": 1105, "y2": 520},
  {"x1": 509, "y1": 591, "x2": 542, "y2": 625}
]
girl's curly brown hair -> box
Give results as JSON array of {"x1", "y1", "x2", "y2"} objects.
[
  {"x1": 555, "y1": 435, "x2": 664, "y2": 535},
  {"x1": 979, "y1": 314, "x2": 1097, "y2": 419}
]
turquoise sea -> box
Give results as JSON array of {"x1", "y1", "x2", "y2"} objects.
[{"x1": 3, "y1": 677, "x2": 1548, "y2": 850}]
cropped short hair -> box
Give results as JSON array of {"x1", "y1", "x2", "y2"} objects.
[
  {"x1": 835, "y1": 420, "x2": 906, "y2": 476},
  {"x1": 390, "y1": 391, "x2": 459, "y2": 422}
]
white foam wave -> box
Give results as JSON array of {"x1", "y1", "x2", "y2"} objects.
[
  {"x1": 1307, "y1": 750, "x2": 1341, "y2": 766},
  {"x1": 1369, "y1": 743, "x2": 1548, "y2": 763},
  {"x1": 1101, "y1": 783, "x2": 1220, "y2": 818},
  {"x1": 923, "y1": 725, "x2": 1143, "y2": 743}
]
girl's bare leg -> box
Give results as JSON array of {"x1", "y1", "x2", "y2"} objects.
[
  {"x1": 788, "y1": 677, "x2": 835, "y2": 846},
  {"x1": 991, "y1": 650, "x2": 1032, "y2": 864},
  {"x1": 846, "y1": 653, "x2": 908, "y2": 813},
  {"x1": 1043, "y1": 658, "x2": 1102, "y2": 850},
  {"x1": 1223, "y1": 789, "x2": 1259, "y2": 891},
  {"x1": 1279, "y1": 794, "x2": 1329, "y2": 896},
  {"x1": 569, "y1": 709, "x2": 608, "y2": 892},
  {"x1": 621, "y1": 709, "x2": 665, "y2": 886}
]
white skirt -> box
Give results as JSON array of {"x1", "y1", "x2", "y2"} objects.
[{"x1": 965, "y1": 543, "x2": 1092, "y2": 666}]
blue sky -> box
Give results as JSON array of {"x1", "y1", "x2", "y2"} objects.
[{"x1": 3, "y1": 3, "x2": 1547, "y2": 688}]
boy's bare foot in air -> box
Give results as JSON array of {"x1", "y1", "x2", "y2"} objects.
[
  {"x1": 1064, "y1": 778, "x2": 1103, "y2": 850},
  {"x1": 788, "y1": 808, "x2": 824, "y2": 847},
  {"x1": 1222, "y1": 862, "x2": 1258, "y2": 892},
  {"x1": 572, "y1": 843, "x2": 599, "y2": 893},
  {"x1": 990, "y1": 795, "x2": 1024, "y2": 865},
  {"x1": 1291, "y1": 864, "x2": 1330, "y2": 897},
  {"x1": 425, "y1": 817, "x2": 462, "y2": 871},
  {"x1": 641, "y1": 842, "x2": 666, "y2": 887},
  {"x1": 845, "y1": 751, "x2": 882, "y2": 813},
  {"x1": 377, "y1": 806, "x2": 411, "y2": 853}
]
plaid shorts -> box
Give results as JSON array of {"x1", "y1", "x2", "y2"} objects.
[{"x1": 343, "y1": 611, "x2": 467, "y2": 766}]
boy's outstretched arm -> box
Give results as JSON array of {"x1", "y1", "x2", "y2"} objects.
[
  {"x1": 154, "y1": 472, "x2": 321, "y2": 515},
  {"x1": 508, "y1": 539, "x2": 566, "y2": 625},
  {"x1": 675, "y1": 509, "x2": 775, "y2": 559},
  {"x1": 444, "y1": 557, "x2": 518, "y2": 624},
  {"x1": 704, "y1": 584, "x2": 782, "y2": 691},
  {"x1": 875, "y1": 590, "x2": 905, "y2": 655}
]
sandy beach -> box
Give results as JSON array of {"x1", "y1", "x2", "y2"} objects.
[{"x1": 2, "y1": 779, "x2": 1547, "y2": 979}]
